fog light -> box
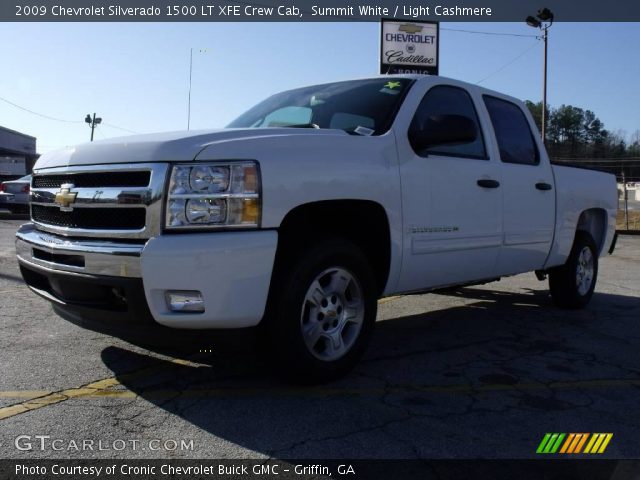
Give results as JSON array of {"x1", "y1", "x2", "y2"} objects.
[{"x1": 166, "y1": 290, "x2": 204, "y2": 313}]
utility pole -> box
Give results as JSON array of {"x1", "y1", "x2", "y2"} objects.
[
  {"x1": 526, "y1": 8, "x2": 554, "y2": 145},
  {"x1": 188, "y1": 47, "x2": 193, "y2": 131},
  {"x1": 85, "y1": 113, "x2": 102, "y2": 141},
  {"x1": 542, "y1": 24, "x2": 548, "y2": 145}
]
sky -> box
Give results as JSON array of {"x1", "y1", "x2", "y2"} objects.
[{"x1": 1, "y1": 22, "x2": 639, "y2": 153}]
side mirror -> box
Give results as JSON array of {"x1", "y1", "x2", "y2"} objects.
[{"x1": 409, "y1": 114, "x2": 478, "y2": 152}]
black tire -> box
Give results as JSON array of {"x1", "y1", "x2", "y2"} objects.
[
  {"x1": 549, "y1": 231, "x2": 598, "y2": 309},
  {"x1": 266, "y1": 238, "x2": 377, "y2": 384}
]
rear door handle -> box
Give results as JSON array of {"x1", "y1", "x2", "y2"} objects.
[
  {"x1": 535, "y1": 182, "x2": 553, "y2": 191},
  {"x1": 477, "y1": 179, "x2": 500, "y2": 189}
]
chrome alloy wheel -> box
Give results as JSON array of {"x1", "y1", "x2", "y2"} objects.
[
  {"x1": 300, "y1": 267, "x2": 365, "y2": 361},
  {"x1": 576, "y1": 246, "x2": 594, "y2": 296}
]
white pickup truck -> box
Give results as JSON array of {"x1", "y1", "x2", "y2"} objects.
[{"x1": 16, "y1": 75, "x2": 617, "y2": 382}]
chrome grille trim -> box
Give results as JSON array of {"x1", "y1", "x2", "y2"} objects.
[
  {"x1": 32, "y1": 171, "x2": 151, "y2": 188},
  {"x1": 30, "y1": 163, "x2": 169, "y2": 239}
]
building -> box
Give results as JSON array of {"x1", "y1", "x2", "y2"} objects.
[{"x1": 0, "y1": 126, "x2": 38, "y2": 181}]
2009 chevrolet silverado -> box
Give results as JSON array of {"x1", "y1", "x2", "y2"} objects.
[{"x1": 16, "y1": 75, "x2": 618, "y2": 382}]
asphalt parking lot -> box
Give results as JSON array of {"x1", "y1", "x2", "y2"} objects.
[{"x1": 1, "y1": 214, "x2": 639, "y2": 460}]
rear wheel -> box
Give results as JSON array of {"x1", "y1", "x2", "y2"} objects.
[
  {"x1": 267, "y1": 238, "x2": 377, "y2": 383},
  {"x1": 549, "y1": 231, "x2": 598, "y2": 309}
]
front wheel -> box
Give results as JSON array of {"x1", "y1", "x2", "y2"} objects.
[
  {"x1": 266, "y1": 238, "x2": 377, "y2": 383},
  {"x1": 549, "y1": 231, "x2": 598, "y2": 309}
]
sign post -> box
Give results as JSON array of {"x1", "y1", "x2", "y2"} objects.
[{"x1": 380, "y1": 19, "x2": 439, "y2": 75}]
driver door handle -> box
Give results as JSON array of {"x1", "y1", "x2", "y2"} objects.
[
  {"x1": 535, "y1": 182, "x2": 553, "y2": 191},
  {"x1": 477, "y1": 179, "x2": 500, "y2": 189}
]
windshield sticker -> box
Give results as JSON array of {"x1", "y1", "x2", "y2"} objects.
[
  {"x1": 354, "y1": 126, "x2": 375, "y2": 136},
  {"x1": 380, "y1": 81, "x2": 402, "y2": 95}
]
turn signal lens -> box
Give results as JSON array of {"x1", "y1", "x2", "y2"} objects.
[{"x1": 241, "y1": 198, "x2": 260, "y2": 223}]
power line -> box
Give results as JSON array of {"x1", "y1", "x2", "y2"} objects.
[
  {"x1": 95, "y1": 125, "x2": 107, "y2": 140},
  {"x1": 0, "y1": 94, "x2": 140, "y2": 134},
  {"x1": 101, "y1": 122, "x2": 140, "y2": 135},
  {"x1": 441, "y1": 27, "x2": 538, "y2": 38},
  {"x1": 476, "y1": 40, "x2": 540, "y2": 85},
  {"x1": 0, "y1": 95, "x2": 82, "y2": 124}
]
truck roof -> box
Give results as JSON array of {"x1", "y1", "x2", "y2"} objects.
[{"x1": 314, "y1": 74, "x2": 527, "y2": 108}]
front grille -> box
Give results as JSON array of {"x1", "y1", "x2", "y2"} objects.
[
  {"x1": 32, "y1": 171, "x2": 151, "y2": 189},
  {"x1": 32, "y1": 205, "x2": 146, "y2": 230},
  {"x1": 30, "y1": 163, "x2": 166, "y2": 239}
]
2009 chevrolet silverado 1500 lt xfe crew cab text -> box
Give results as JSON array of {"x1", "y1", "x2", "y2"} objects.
[{"x1": 16, "y1": 75, "x2": 617, "y2": 382}]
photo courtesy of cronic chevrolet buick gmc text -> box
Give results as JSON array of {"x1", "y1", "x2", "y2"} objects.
[{"x1": 15, "y1": 75, "x2": 618, "y2": 382}]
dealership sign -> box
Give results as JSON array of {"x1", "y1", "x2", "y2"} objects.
[{"x1": 380, "y1": 19, "x2": 439, "y2": 75}]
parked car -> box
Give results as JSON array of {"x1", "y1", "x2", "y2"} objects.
[
  {"x1": 0, "y1": 175, "x2": 31, "y2": 214},
  {"x1": 15, "y1": 75, "x2": 618, "y2": 382}
]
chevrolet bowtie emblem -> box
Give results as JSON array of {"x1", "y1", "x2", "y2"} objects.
[
  {"x1": 399, "y1": 24, "x2": 424, "y2": 34},
  {"x1": 54, "y1": 184, "x2": 78, "y2": 210}
]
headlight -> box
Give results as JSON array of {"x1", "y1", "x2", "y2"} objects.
[{"x1": 165, "y1": 161, "x2": 261, "y2": 229}]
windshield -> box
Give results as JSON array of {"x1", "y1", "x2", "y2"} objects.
[{"x1": 227, "y1": 78, "x2": 414, "y2": 135}]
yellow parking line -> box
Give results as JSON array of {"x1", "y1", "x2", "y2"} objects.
[
  {"x1": 0, "y1": 378, "x2": 120, "y2": 420},
  {"x1": 0, "y1": 356, "x2": 203, "y2": 421},
  {"x1": 0, "y1": 391, "x2": 51, "y2": 399},
  {"x1": 1, "y1": 377, "x2": 640, "y2": 415},
  {"x1": 378, "y1": 295, "x2": 402, "y2": 305}
]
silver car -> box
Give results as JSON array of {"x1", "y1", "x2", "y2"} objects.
[{"x1": 0, "y1": 175, "x2": 31, "y2": 214}]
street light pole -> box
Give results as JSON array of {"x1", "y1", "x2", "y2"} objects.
[
  {"x1": 85, "y1": 113, "x2": 102, "y2": 142},
  {"x1": 526, "y1": 8, "x2": 554, "y2": 145}
]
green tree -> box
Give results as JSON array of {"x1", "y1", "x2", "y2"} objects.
[
  {"x1": 549, "y1": 105, "x2": 584, "y2": 150},
  {"x1": 605, "y1": 130, "x2": 627, "y2": 158},
  {"x1": 628, "y1": 130, "x2": 640, "y2": 157},
  {"x1": 524, "y1": 100, "x2": 543, "y2": 134}
]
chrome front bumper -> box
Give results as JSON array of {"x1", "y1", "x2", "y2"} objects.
[
  {"x1": 15, "y1": 223, "x2": 143, "y2": 278},
  {"x1": 16, "y1": 223, "x2": 278, "y2": 329}
]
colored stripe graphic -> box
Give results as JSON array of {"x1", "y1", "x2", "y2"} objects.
[
  {"x1": 537, "y1": 433, "x2": 565, "y2": 453},
  {"x1": 584, "y1": 433, "x2": 599, "y2": 453},
  {"x1": 543, "y1": 433, "x2": 559, "y2": 453},
  {"x1": 597, "y1": 434, "x2": 613, "y2": 453},
  {"x1": 559, "y1": 433, "x2": 575, "y2": 454},
  {"x1": 536, "y1": 433, "x2": 552, "y2": 453},
  {"x1": 549, "y1": 433, "x2": 565, "y2": 453},
  {"x1": 584, "y1": 433, "x2": 613, "y2": 454},
  {"x1": 539, "y1": 433, "x2": 613, "y2": 454},
  {"x1": 567, "y1": 433, "x2": 581, "y2": 453},
  {"x1": 574, "y1": 433, "x2": 589, "y2": 453},
  {"x1": 567, "y1": 433, "x2": 588, "y2": 453}
]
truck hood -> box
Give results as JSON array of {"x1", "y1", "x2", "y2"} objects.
[{"x1": 34, "y1": 128, "x2": 348, "y2": 170}]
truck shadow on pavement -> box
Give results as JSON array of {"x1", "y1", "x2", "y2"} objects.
[
  {"x1": 0, "y1": 271, "x2": 26, "y2": 283},
  {"x1": 98, "y1": 287, "x2": 640, "y2": 458}
]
